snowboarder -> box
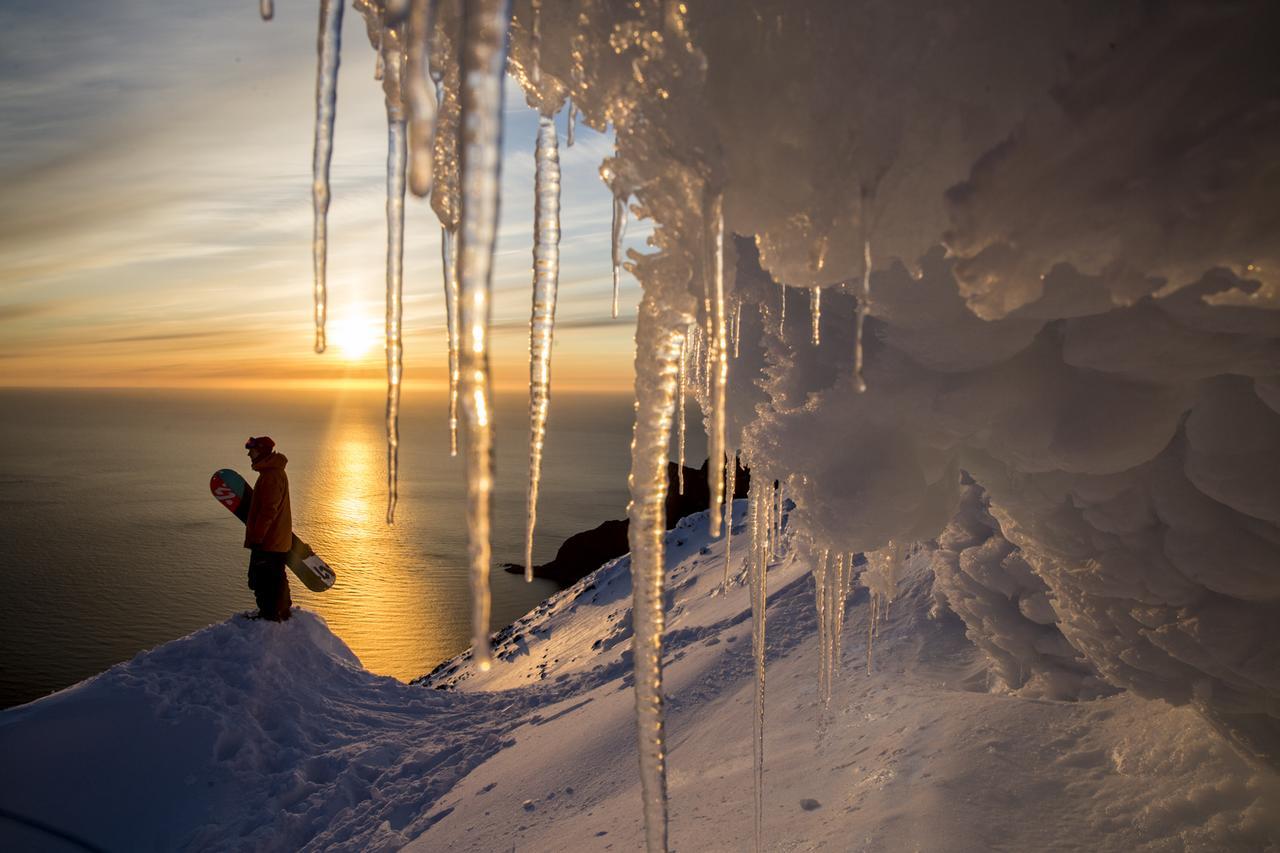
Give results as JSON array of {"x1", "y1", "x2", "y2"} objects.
[{"x1": 244, "y1": 436, "x2": 293, "y2": 621}]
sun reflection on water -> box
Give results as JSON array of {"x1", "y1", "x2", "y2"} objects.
[
  {"x1": 288, "y1": 398, "x2": 467, "y2": 683},
  {"x1": 265, "y1": 389, "x2": 619, "y2": 685}
]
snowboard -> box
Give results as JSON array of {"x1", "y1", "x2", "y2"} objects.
[{"x1": 210, "y1": 468, "x2": 337, "y2": 592}]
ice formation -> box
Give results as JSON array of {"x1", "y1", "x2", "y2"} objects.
[
  {"x1": 675, "y1": 329, "x2": 686, "y2": 494},
  {"x1": 310, "y1": 0, "x2": 343, "y2": 355},
  {"x1": 441, "y1": 225, "x2": 460, "y2": 457},
  {"x1": 524, "y1": 112, "x2": 561, "y2": 581},
  {"x1": 270, "y1": 0, "x2": 1280, "y2": 847},
  {"x1": 404, "y1": 0, "x2": 437, "y2": 198},
  {"x1": 609, "y1": 190, "x2": 627, "y2": 319},
  {"x1": 353, "y1": 3, "x2": 409, "y2": 524}
]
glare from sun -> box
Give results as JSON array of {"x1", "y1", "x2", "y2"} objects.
[{"x1": 329, "y1": 315, "x2": 380, "y2": 361}]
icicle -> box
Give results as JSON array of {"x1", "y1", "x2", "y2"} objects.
[
  {"x1": 778, "y1": 280, "x2": 786, "y2": 336},
  {"x1": 813, "y1": 548, "x2": 830, "y2": 711},
  {"x1": 687, "y1": 322, "x2": 700, "y2": 399},
  {"x1": 406, "y1": 0, "x2": 437, "y2": 197},
  {"x1": 748, "y1": 484, "x2": 769, "y2": 851},
  {"x1": 854, "y1": 240, "x2": 871, "y2": 393},
  {"x1": 311, "y1": 0, "x2": 344, "y2": 354},
  {"x1": 706, "y1": 315, "x2": 716, "y2": 402},
  {"x1": 628, "y1": 306, "x2": 690, "y2": 853},
  {"x1": 524, "y1": 113, "x2": 561, "y2": 583},
  {"x1": 707, "y1": 191, "x2": 727, "y2": 538},
  {"x1": 443, "y1": 226, "x2": 460, "y2": 456},
  {"x1": 381, "y1": 37, "x2": 408, "y2": 526},
  {"x1": 829, "y1": 552, "x2": 847, "y2": 695},
  {"x1": 810, "y1": 286, "x2": 821, "y2": 345},
  {"x1": 721, "y1": 449, "x2": 736, "y2": 584},
  {"x1": 457, "y1": 0, "x2": 512, "y2": 671},
  {"x1": 770, "y1": 481, "x2": 781, "y2": 558},
  {"x1": 732, "y1": 297, "x2": 742, "y2": 358},
  {"x1": 384, "y1": 0, "x2": 410, "y2": 22},
  {"x1": 611, "y1": 191, "x2": 628, "y2": 318},
  {"x1": 260, "y1": 0, "x2": 274, "y2": 21},
  {"x1": 677, "y1": 328, "x2": 688, "y2": 494},
  {"x1": 566, "y1": 100, "x2": 577, "y2": 147}
]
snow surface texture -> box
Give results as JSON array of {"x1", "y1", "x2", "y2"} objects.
[{"x1": 1, "y1": 509, "x2": 1276, "y2": 851}]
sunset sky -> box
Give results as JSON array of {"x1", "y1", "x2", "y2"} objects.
[{"x1": 0, "y1": 0, "x2": 642, "y2": 391}]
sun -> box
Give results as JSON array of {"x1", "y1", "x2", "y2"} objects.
[{"x1": 328, "y1": 315, "x2": 380, "y2": 361}]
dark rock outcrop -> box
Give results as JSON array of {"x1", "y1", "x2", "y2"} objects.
[{"x1": 504, "y1": 458, "x2": 751, "y2": 587}]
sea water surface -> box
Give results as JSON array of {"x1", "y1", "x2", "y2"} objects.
[{"x1": 0, "y1": 387, "x2": 638, "y2": 708}]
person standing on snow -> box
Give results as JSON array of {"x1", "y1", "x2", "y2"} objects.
[{"x1": 244, "y1": 436, "x2": 293, "y2": 621}]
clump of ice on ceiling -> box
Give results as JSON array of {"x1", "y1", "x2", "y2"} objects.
[
  {"x1": 929, "y1": 476, "x2": 1116, "y2": 700},
  {"x1": 272, "y1": 0, "x2": 1280, "y2": 847}
]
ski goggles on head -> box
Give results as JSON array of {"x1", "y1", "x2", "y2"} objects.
[{"x1": 245, "y1": 436, "x2": 276, "y2": 452}]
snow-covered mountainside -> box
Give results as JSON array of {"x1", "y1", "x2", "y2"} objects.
[{"x1": 2, "y1": 506, "x2": 1275, "y2": 852}]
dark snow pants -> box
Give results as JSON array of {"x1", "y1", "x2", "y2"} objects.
[{"x1": 248, "y1": 549, "x2": 293, "y2": 621}]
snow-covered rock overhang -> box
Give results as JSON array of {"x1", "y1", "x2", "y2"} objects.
[
  {"x1": 304, "y1": 0, "x2": 1280, "y2": 820},
  {"x1": 500, "y1": 0, "x2": 1280, "y2": 764}
]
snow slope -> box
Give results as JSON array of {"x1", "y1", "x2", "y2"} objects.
[{"x1": 1, "y1": 505, "x2": 1276, "y2": 851}]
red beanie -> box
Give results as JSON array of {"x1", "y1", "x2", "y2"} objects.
[{"x1": 245, "y1": 436, "x2": 276, "y2": 452}]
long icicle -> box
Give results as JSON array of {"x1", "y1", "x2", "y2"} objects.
[
  {"x1": 611, "y1": 191, "x2": 628, "y2": 318},
  {"x1": 721, "y1": 449, "x2": 736, "y2": 585},
  {"x1": 628, "y1": 305, "x2": 688, "y2": 853},
  {"x1": 707, "y1": 191, "x2": 727, "y2": 538},
  {"x1": 457, "y1": 0, "x2": 511, "y2": 671},
  {"x1": 311, "y1": 0, "x2": 344, "y2": 354},
  {"x1": 829, "y1": 552, "x2": 846, "y2": 702},
  {"x1": 814, "y1": 548, "x2": 830, "y2": 715},
  {"x1": 834, "y1": 552, "x2": 848, "y2": 698},
  {"x1": 524, "y1": 113, "x2": 561, "y2": 582},
  {"x1": 381, "y1": 34, "x2": 408, "y2": 525},
  {"x1": 566, "y1": 99, "x2": 576, "y2": 147},
  {"x1": 677, "y1": 328, "x2": 687, "y2": 495},
  {"x1": 406, "y1": 0, "x2": 437, "y2": 197},
  {"x1": 749, "y1": 483, "x2": 769, "y2": 852},
  {"x1": 443, "y1": 225, "x2": 460, "y2": 456},
  {"x1": 855, "y1": 240, "x2": 871, "y2": 392}
]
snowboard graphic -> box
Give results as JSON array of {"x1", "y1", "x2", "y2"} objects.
[{"x1": 210, "y1": 468, "x2": 337, "y2": 592}]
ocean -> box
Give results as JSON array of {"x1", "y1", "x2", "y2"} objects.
[{"x1": 0, "y1": 387, "x2": 645, "y2": 708}]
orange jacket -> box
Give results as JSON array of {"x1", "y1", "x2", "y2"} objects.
[{"x1": 245, "y1": 452, "x2": 292, "y2": 552}]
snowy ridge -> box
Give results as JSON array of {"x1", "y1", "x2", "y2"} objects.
[{"x1": 2, "y1": 506, "x2": 1277, "y2": 851}]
